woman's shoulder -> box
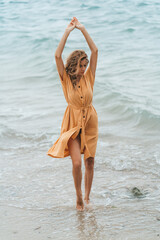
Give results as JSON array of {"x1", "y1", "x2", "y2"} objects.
[
  {"x1": 58, "y1": 68, "x2": 70, "y2": 84},
  {"x1": 84, "y1": 65, "x2": 95, "y2": 83}
]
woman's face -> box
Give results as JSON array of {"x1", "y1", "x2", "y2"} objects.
[{"x1": 77, "y1": 59, "x2": 88, "y2": 76}]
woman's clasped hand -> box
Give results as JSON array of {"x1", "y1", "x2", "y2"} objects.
[{"x1": 66, "y1": 17, "x2": 84, "y2": 32}]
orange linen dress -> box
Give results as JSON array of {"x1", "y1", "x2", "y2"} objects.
[{"x1": 47, "y1": 65, "x2": 98, "y2": 160}]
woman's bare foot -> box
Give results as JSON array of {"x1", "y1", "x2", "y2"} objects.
[
  {"x1": 76, "y1": 195, "x2": 84, "y2": 211},
  {"x1": 84, "y1": 197, "x2": 90, "y2": 204}
]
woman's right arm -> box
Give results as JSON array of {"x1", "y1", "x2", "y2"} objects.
[{"x1": 55, "y1": 19, "x2": 75, "y2": 80}]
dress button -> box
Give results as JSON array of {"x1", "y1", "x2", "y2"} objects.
[
  {"x1": 83, "y1": 116, "x2": 85, "y2": 118},
  {"x1": 81, "y1": 96, "x2": 83, "y2": 98},
  {"x1": 78, "y1": 86, "x2": 80, "y2": 88}
]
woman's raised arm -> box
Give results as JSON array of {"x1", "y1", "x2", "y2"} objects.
[
  {"x1": 55, "y1": 19, "x2": 76, "y2": 80},
  {"x1": 73, "y1": 17, "x2": 98, "y2": 79}
]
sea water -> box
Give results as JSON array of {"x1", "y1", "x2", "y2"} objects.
[{"x1": 0, "y1": 0, "x2": 160, "y2": 239}]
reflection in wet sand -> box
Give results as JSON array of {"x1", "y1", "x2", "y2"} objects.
[{"x1": 76, "y1": 208, "x2": 101, "y2": 240}]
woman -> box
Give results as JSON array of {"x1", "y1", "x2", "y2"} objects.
[{"x1": 47, "y1": 17, "x2": 98, "y2": 211}]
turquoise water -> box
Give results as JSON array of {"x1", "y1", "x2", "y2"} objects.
[{"x1": 1, "y1": 1, "x2": 160, "y2": 239}]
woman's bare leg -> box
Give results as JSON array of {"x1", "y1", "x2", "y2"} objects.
[
  {"x1": 68, "y1": 133, "x2": 84, "y2": 211},
  {"x1": 84, "y1": 157, "x2": 94, "y2": 204}
]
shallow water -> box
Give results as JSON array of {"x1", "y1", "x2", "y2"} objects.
[{"x1": 0, "y1": 0, "x2": 160, "y2": 239}]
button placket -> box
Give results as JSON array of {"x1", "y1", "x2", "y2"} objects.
[
  {"x1": 82, "y1": 109, "x2": 85, "y2": 119},
  {"x1": 80, "y1": 94, "x2": 84, "y2": 107},
  {"x1": 79, "y1": 85, "x2": 85, "y2": 118}
]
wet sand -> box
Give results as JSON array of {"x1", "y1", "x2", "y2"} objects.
[{"x1": 1, "y1": 197, "x2": 160, "y2": 240}]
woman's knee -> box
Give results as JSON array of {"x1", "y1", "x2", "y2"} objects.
[
  {"x1": 85, "y1": 157, "x2": 94, "y2": 170},
  {"x1": 73, "y1": 159, "x2": 82, "y2": 170}
]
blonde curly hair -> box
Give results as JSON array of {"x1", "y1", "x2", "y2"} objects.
[{"x1": 65, "y1": 50, "x2": 89, "y2": 88}]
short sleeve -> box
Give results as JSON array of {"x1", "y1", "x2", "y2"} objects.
[
  {"x1": 85, "y1": 65, "x2": 95, "y2": 89},
  {"x1": 57, "y1": 68, "x2": 69, "y2": 102},
  {"x1": 58, "y1": 68, "x2": 68, "y2": 86}
]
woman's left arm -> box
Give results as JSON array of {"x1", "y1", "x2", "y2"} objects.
[{"x1": 73, "y1": 17, "x2": 98, "y2": 79}]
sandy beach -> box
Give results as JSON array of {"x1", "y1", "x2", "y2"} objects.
[
  {"x1": 1, "y1": 160, "x2": 160, "y2": 240},
  {"x1": 1, "y1": 197, "x2": 160, "y2": 240}
]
